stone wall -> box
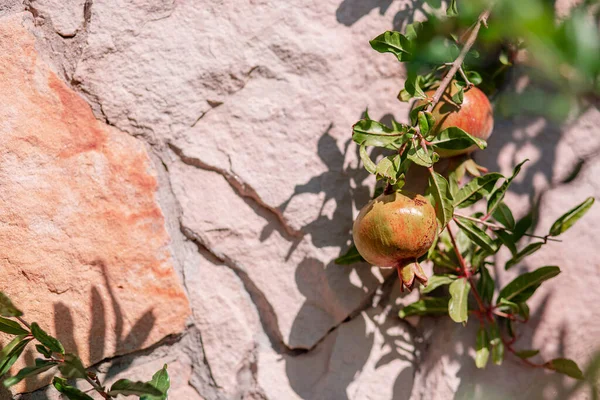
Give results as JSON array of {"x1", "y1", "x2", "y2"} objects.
[{"x1": 0, "y1": 0, "x2": 597, "y2": 399}]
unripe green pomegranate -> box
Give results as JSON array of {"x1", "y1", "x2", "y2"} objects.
[
  {"x1": 414, "y1": 83, "x2": 494, "y2": 158},
  {"x1": 353, "y1": 190, "x2": 437, "y2": 290}
]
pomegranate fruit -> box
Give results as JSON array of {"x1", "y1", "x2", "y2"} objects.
[
  {"x1": 352, "y1": 190, "x2": 437, "y2": 290},
  {"x1": 414, "y1": 83, "x2": 494, "y2": 158}
]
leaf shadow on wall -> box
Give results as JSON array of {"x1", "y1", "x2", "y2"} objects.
[
  {"x1": 285, "y1": 272, "x2": 419, "y2": 400},
  {"x1": 260, "y1": 121, "x2": 419, "y2": 399},
  {"x1": 14, "y1": 260, "x2": 156, "y2": 396},
  {"x1": 336, "y1": 0, "x2": 429, "y2": 31},
  {"x1": 425, "y1": 295, "x2": 581, "y2": 400},
  {"x1": 274, "y1": 83, "x2": 598, "y2": 400}
]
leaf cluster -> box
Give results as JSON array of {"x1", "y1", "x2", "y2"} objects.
[
  {"x1": 336, "y1": 0, "x2": 596, "y2": 379},
  {"x1": 0, "y1": 297, "x2": 170, "y2": 399}
]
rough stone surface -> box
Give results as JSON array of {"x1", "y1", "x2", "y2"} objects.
[
  {"x1": 0, "y1": 0, "x2": 598, "y2": 399},
  {"x1": 0, "y1": 13, "x2": 189, "y2": 394},
  {"x1": 29, "y1": 0, "x2": 87, "y2": 37}
]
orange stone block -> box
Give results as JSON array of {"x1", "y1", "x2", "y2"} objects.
[{"x1": 0, "y1": 15, "x2": 189, "y2": 393}]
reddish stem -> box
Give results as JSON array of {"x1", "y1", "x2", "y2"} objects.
[
  {"x1": 447, "y1": 224, "x2": 487, "y2": 315},
  {"x1": 502, "y1": 337, "x2": 547, "y2": 369}
]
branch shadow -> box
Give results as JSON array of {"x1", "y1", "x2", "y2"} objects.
[
  {"x1": 335, "y1": 0, "x2": 431, "y2": 32},
  {"x1": 450, "y1": 295, "x2": 579, "y2": 400},
  {"x1": 275, "y1": 50, "x2": 595, "y2": 400},
  {"x1": 285, "y1": 276, "x2": 419, "y2": 400},
  {"x1": 11, "y1": 259, "x2": 157, "y2": 397},
  {"x1": 336, "y1": 0, "x2": 395, "y2": 27},
  {"x1": 265, "y1": 118, "x2": 421, "y2": 397},
  {"x1": 276, "y1": 1, "x2": 593, "y2": 398}
]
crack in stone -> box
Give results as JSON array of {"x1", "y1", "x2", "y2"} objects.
[
  {"x1": 299, "y1": 272, "x2": 399, "y2": 354},
  {"x1": 191, "y1": 65, "x2": 272, "y2": 128},
  {"x1": 182, "y1": 218, "x2": 420, "y2": 365},
  {"x1": 181, "y1": 224, "x2": 305, "y2": 357},
  {"x1": 148, "y1": 152, "x2": 223, "y2": 395},
  {"x1": 194, "y1": 325, "x2": 222, "y2": 389},
  {"x1": 169, "y1": 142, "x2": 301, "y2": 239}
]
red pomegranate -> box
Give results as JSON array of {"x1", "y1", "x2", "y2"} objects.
[
  {"x1": 415, "y1": 83, "x2": 494, "y2": 157},
  {"x1": 353, "y1": 190, "x2": 437, "y2": 290}
]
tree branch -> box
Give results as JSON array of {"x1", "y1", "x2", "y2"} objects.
[
  {"x1": 454, "y1": 213, "x2": 562, "y2": 243},
  {"x1": 416, "y1": 7, "x2": 492, "y2": 181},
  {"x1": 425, "y1": 8, "x2": 491, "y2": 113}
]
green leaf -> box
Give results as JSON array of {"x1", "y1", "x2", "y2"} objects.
[
  {"x1": 451, "y1": 82, "x2": 464, "y2": 105},
  {"x1": 359, "y1": 143, "x2": 377, "y2": 174},
  {"x1": 334, "y1": 245, "x2": 364, "y2": 265},
  {"x1": 495, "y1": 229, "x2": 518, "y2": 256},
  {"x1": 429, "y1": 250, "x2": 457, "y2": 271},
  {"x1": 515, "y1": 349, "x2": 540, "y2": 359},
  {"x1": 492, "y1": 340, "x2": 505, "y2": 366},
  {"x1": 376, "y1": 154, "x2": 402, "y2": 183},
  {"x1": 35, "y1": 344, "x2": 53, "y2": 358},
  {"x1": 488, "y1": 322, "x2": 501, "y2": 346},
  {"x1": 52, "y1": 377, "x2": 94, "y2": 400},
  {"x1": 0, "y1": 335, "x2": 32, "y2": 377},
  {"x1": 407, "y1": 146, "x2": 433, "y2": 167},
  {"x1": 426, "y1": 172, "x2": 454, "y2": 229},
  {"x1": 452, "y1": 173, "x2": 503, "y2": 208},
  {"x1": 31, "y1": 322, "x2": 64, "y2": 354},
  {"x1": 141, "y1": 364, "x2": 170, "y2": 400},
  {"x1": 4, "y1": 360, "x2": 57, "y2": 387},
  {"x1": 513, "y1": 211, "x2": 534, "y2": 241},
  {"x1": 0, "y1": 317, "x2": 28, "y2": 335},
  {"x1": 505, "y1": 242, "x2": 544, "y2": 270},
  {"x1": 424, "y1": 112, "x2": 436, "y2": 137},
  {"x1": 399, "y1": 297, "x2": 449, "y2": 318},
  {"x1": 370, "y1": 31, "x2": 413, "y2": 62},
  {"x1": 0, "y1": 293, "x2": 23, "y2": 318},
  {"x1": 546, "y1": 358, "x2": 584, "y2": 380},
  {"x1": 430, "y1": 127, "x2": 487, "y2": 152},
  {"x1": 454, "y1": 217, "x2": 497, "y2": 254},
  {"x1": 470, "y1": 248, "x2": 489, "y2": 272},
  {"x1": 466, "y1": 70, "x2": 482, "y2": 85},
  {"x1": 448, "y1": 173, "x2": 460, "y2": 198},
  {"x1": 448, "y1": 278, "x2": 470, "y2": 323},
  {"x1": 492, "y1": 202, "x2": 515, "y2": 229},
  {"x1": 352, "y1": 119, "x2": 407, "y2": 149},
  {"x1": 409, "y1": 102, "x2": 428, "y2": 126},
  {"x1": 518, "y1": 302, "x2": 530, "y2": 320},
  {"x1": 498, "y1": 298, "x2": 520, "y2": 314},
  {"x1": 421, "y1": 275, "x2": 457, "y2": 294},
  {"x1": 398, "y1": 89, "x2": 412, "y2": 102},
  {"x1": 58, "y1": 354, "x2": 87, "y2": 379},
  {"x1": 486, "y1": 321, "x2": 504, "y2": 365},
  {"x1": 477, "y1": 266, "x2": 495, "y2": 304},
  {"x1": 108, "y1": 379, "x2": 163, "y2": 397},
  {"x1": 498, "y1": 266, "x2": 561, "y2": 303},
  {"x1": 447, "y1": 0, "x2": 458, "y2": 15},
  {"x1": 404, "y1": 21, "x2": 421, "y2": 41},
  {"x1": 475, "y1": 327, "x2": 490, "y2": 368},
  {"x1": 499, "y1": 51, "x2": 512, "y2": 66},
  {"x1": 549, "y1": 197, "x2": 594, "y2": 236},
  {"x1": 404, "y1": 74, "x2": 427, "y2": 100},
  {"x1": 487, "y1": 160, "x2": 528, "y2": 216},
  {"x1": 417, "y1": 111, "x2": 429, "y2": 136}
]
